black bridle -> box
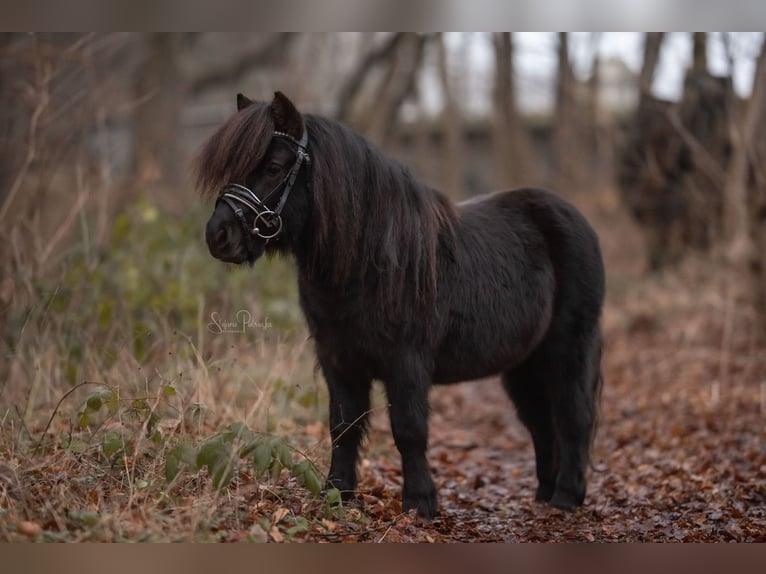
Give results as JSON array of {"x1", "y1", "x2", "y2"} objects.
[{"x1": 217, "y1": 129, "x2": 310, "y2": 247}]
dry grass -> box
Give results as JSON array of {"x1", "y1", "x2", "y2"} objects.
[
  {"x1": 0, "y1": 294, "x2": 331, "y2": 542},
  {"x1": 0, "y1": 149, "x2": 336, "y2": 541},
  {"x1": 0, "y1": 39, "x2": 343, "y2": 537},
  {"x1": 0, "y1": 321, "x2": 345, "y2": 539}
]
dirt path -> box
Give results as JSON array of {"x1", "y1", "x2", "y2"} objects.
[
  {"x1": 344, "y1": 368, "x2": 764, "y2": 542},
  {"x1": 327, "y1": 265, "x2": 766, "y2": 542}
]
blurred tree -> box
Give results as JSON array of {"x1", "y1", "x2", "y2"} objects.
[
  {"x1": 580, "y1": 32, "x2": 614, "y2": 190},
  {"x1": 744, "y1": 38, "x2": 766, "y2": 334},
  {"x1": 639, "y1": 33, "x2": 665, "y2": 96},
  {"x1": 187, "y1": 33, "x2": 295, "y2": 96},
  {"x1": 692, "y1": 32, "x2": 708, "y2": 74},
  {"x1": 435, "y1": 33, "x2": 463, "y2": 197},
  {"x1": 0, "y1": 34, "x2": 57, "y2": 227},
  {"x1": 617, "y1": 32, "x2": 734, "y2": 270},
  {"x1": 0, "y1": 33, "x2": 23, "y2": 345},
  {"x1": 336, "y1": 33, "x2": 429, "y2": 145},
  {"x1": 583, "y1": 33, "x2": 611, "y2": 190},
  {"x1": 554, "y1": 32, "x2": 578, "y2": 189},
  {"x1": 552, "y1": 32, "x2": 609, "y2": 193},
  {"x1": 585, "y1": 33, "x2": 602, "y2": 126},
  {"x1": 132, "y1": 33, "x2": 183, "y2": 188},
  {"x1": 0, "y1": 33, "x2": 139, "y2": 254},
  {"x1": 336, "y1": 33, "x2": 404, "y2": 124},
  {"x1": 722, "y1": 38, "x2": 753, "y2": 250},
  {"x1": 673, "y1": 41, "x2": 731, "y2": 249},
  {"x1": 132, "y1": 33, "x2": 295, "y2": 190},
  {"x1": 410, "y1": 79, "x2": 433, "y2": 185},
  {"x1": 0, "y1": 33, "x2": 23, "y2": 209},
  {"x1": 491, "y1": 32, "x2": 537, "y2": 189}
]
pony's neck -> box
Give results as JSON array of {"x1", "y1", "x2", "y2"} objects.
[{"x1": 292, "y1": 116, "x2": 457, "y2": 311}]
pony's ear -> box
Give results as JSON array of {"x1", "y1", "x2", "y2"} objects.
[
  {"x1": 236, "y1": 93, "x2": 253, "y2": 111},
  {"x1": 270, "y1": 91, "x2": 304, "y2": 139}
]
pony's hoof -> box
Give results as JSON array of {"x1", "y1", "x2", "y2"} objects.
[
  {"x1": 403, "y1": 490, "x2": 438, "y2": 520},
  {"x1": 549, "y1": 490, "x2": 583, "y2": 511},
  {"x1": 535, "y1": 483, "x2": 555, "y2": 502},
  {"x1": 324, "y1": 477, "x2": 356, "y2": 501}
]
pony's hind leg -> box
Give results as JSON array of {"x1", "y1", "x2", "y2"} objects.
[
  {"x1": 545, "y1": 327, "x2": 601, "y2": 511},
  {"x1": 504, "y1": 325, "x2": 601, "y2": 510},
  {"x1": 502, "y1": 363, "x2": 558, "y2": 502}
]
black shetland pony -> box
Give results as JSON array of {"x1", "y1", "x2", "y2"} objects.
[{"x1": 197, "y1": 92, "x2": 605, "y2": 519}]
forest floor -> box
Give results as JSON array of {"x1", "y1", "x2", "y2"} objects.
[
  {"x1": 305, "y1": 253, "x2": 766, "y2": 542},
  {"x1": 360, "y1": 203, "x2": 766, "y2": 542},
  {"x1": 1, "y1": 197, "x2": 765, "y2": 542}
]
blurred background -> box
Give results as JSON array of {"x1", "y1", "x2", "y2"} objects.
[
  {"x1": 2, "y1": 30, "x2": 766, "y2": 414},
  {"x1": 1, "y1": 31, "x2": 765, "y2": 542},
  {"x1": 2, "y1": 30, "x2": 766, "y2": 416}
]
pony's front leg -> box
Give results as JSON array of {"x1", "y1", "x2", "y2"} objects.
[
  {"x1": 323, "y1": 364, "x2": 372, "y2": 501},
  {"x1": 384, "y1": 355, "x2": 437, "y2": 519}
]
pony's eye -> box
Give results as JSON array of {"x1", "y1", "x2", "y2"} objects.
[{"x1": 265, "y1": 162, "x2": 281, "y2": 176}]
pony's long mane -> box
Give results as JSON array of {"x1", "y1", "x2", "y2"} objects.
[
  {"x1": 303, "y1": 115, "x2": 457, "y2": 314},
  {"x1": 195, "y1": 103, "x2": 457, "y2": 321}
]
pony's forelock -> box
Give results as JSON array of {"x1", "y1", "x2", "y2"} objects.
[{"x1": 194, "y1": 103, "x2": 275, "y2": 197}]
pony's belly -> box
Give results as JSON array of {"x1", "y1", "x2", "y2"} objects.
[
  {"x1": 431, "y1": 302, "x2": 551, "y2": 384},
  {"x1": 431, "y1": 332, "x2": 534, "y2": 384},
  {"x1": 432, "y1": 362, "x2": 516, "y2": 384}
]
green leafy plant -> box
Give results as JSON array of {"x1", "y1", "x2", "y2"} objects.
[
  {"x1": 164, "y1": 421, "x2": 324, "y2": 496},
  {"x1": 6, "y1": 196, "x2": 303, "y2": 374}
]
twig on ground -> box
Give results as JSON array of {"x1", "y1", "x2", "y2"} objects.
[{"x1": 34, "y1": 381, "x2": 104, "y2": 454}]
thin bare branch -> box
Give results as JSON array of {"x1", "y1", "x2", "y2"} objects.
[
  {"x1": 188, "y1": 33, "x2": 296, "y2": 95},
  {"x1": 335, "y1": 33, "x2": 405, "y2": 121},
  {"x1": 0, "y1": 41, "x2": 50, "y2": 224}
]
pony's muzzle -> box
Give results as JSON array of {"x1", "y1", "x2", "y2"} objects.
[{"x1": 206, "y1": 212, "x2": 253, "y2": 264}]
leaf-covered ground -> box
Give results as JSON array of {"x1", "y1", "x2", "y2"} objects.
[
  {"x1": 377, "y1": 260, "x2": 766, "y2": 542},
  {"x1": 3, "y1": 256, "x2": 764, "y2": 542},
  {"x1": 340, "y1": 258, "x2": 766, "y2": 542}
]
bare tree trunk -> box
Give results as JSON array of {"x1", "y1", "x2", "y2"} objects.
[
  {"x1": 132, "y1": 33, "x2": 182, "y2": 188},
  {"x1": 554, "y1": 32, "x2": 578, "y2": 190},
  {"x1": 587, "y1": 33, "x2": 601, "y2": 118},
  {"x1": 336, "y1": 33, "x2": 404, "y2": 123},
  {"x1": 723, "y1": 88, "x2": 757, "y2": 247},
  {"x1": 722, "y1": 37, "x2": 763, "y2": 250},
  {"x1": 692, "y1": 32, "x2": 708, "y2": 73},
  {"x1": 618, "y1": 32, "x2": 734, "y2": 270},
  {"x1": 584, "y1": 33, "x2": 608, "y2": 189},
  {"x1": 0, "y1": 34, "x2": 24, "y2": 208},
  {"x1": 492, "y1": 32, "x2": 514, "y2": 187},
  {"x1": 639, "y1": 33, "x2": 665, "y2": 95},
  {"x1": 364, "y1": 34, "x2": 426, "y2": 145},
  {"x1": 412, "y1": 80, "x2": 432, "y2": 182},
  {"x1": 435, "y1": 33, "x2": 463, "y2": 198},
  {"x1": 742, "y1": 38, "x2": 766, "y2": 333},
  {"x1": 492, "y1": 33, "x2": 536, "y2": 189},
  {"x1": 335, "y1": 33, "x2": 428, "y2": 146},
  {"x1": 0, "y1": 34, "x2": 14, "y2": 204}
]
